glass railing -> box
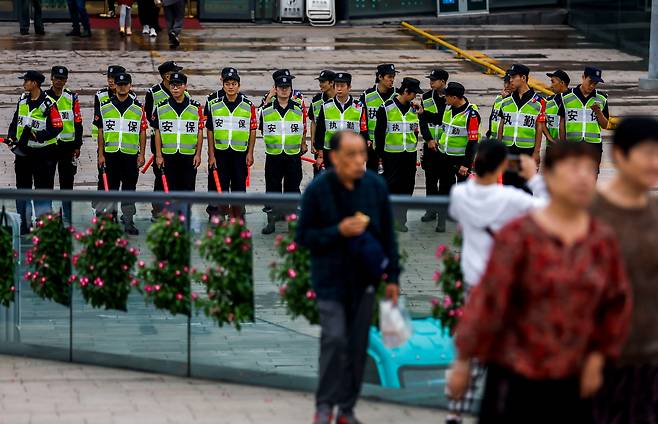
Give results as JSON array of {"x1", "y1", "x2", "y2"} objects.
[{"x1": 0, "y1": 189, "x2": 457, "y2": 409}]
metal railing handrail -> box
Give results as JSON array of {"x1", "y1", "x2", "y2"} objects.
[{"x1": 0, "y1": 189, "x2": 450, "y2": 208}]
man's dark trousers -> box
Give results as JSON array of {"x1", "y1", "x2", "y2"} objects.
[
  {"x1": 66, "y1": 0, "x2": 90, "y2": 33},
  {"x1": 207, "y1": 147, "x2": 247, "y2": 218},
  {"x1": 15, "y1": 147, "x2": 56, "y2": 233},
  {"x1": 19, "y1": 0, "x2": 43, "y2": 32},
  {"x1": 316, "y1": 286, "x2": 376, "y2": 415},
  {"x1": 422, "y1": 143, "x2": 441, "y2": 214},
  {"x1": 264, "y1": 153, "x2": 302, "y2": 217},
  {"x1": 56, "y1": 144, "x2": 77, "y2": 223},
  {"x1": 381, "y1": 150, "x2": 417, "y2": 224}
]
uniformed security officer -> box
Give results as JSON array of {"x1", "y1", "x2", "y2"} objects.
[
  {"x1": 419, "y1": 69, "x2": 448, "y2": 224},
  {"x1": 6, "y1": 71, "x2": 63, "y2": 234},
  {"x1": 145, "y1": 60, "x2": 184, "y2": 219},
  {"x1": 374, "y1": 77, "x2": 422, "y2": 232},
  {"x1": 542, "y1": 69, "x2": 570, "y2": 155},
  {"x1": 260, "y1": 69, "x2": 304, "y2": 108},
  {"x1": 92, "y1": 65, "x2": 128, "y2": 145},
  {"x1": 152, "y1": 72, "x2": 204, "y2": 195},
  {"x1": 95, "y1": 73, "x2": 147, "y2": 235},
  {"x1": 46, "y1": 65, "x2": 83, "y2": 225},
  {"x1": 205, "y1": 67, "x2": 257, "y2": 220},
  {"x1": 259, "y1": 74, "x2": 308, "y2": 235},
  {"x1": 435, "y1": 82, "x2": 481, "y2": 232},
  {"x1": 314, "y1": 72, "x2": 368, "y2": 169},
  {"x1": 497, "y1": 64, "x2": 546, "y2": 189},
  {"x1": 556, "y1": 66, "x2": 609, "y2": 172},
  {"x1": 360, "y1": 63, "x2": 398, "y2": 172},
  {"x1": 309, "y1": 70, "x2": 336, "y2": 176},
  {"x1": 486, "y1": 72, "x2": 511, "y2": 140}
]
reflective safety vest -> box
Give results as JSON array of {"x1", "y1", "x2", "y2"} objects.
[
  {"x1": 207, "y1": 97, "x2": 252, "y2": 152},
  {"x1": 322, "y1": 99, "x2": 362, "y2": 149},
  {"x1": 99, "y1": 100, "x2": 142, "y2": 155},
  {"x1": 261, "y1": 104, "x2": 304, "y2": 155},
  {"x1": 422, "y1": 91, "x2": 443, "y2": 141},
  {"x1": 500, "y1": 95, "x2": 543, "y2": 149},
  {"x1": 545, "y1": 95, "x2": 561, "y2": 142},
  {"x1": 311, "y1": 93, "x2": 326, "y2": 122},
  {"x1": 489, "y1": 94, "x2": 505, "y2": 140},
  {"x1": 16, "y1": 94, "x2": 58, "y2": 149},
  {"x1": 562, "y1": 90, "x2": 607, "y2": 144},
  {"x1": 156, "y1": 101, "x2": 200, "y2": 155},
  {"x1": 364, "y1": 88, "x2": 397, "y2": 145},
  {"x1": 56, "y1": 89, "x2": 75, "y2": 143},
  {"x1": 439, "y1": 103, "x2": 479, "y2": 156},
  {"x1": 383, "y1": 101, "x2": 419, "y2": 153},
  {"x1": 91, "y1": 89, "x2": 112, "y2": 142},
  {"x1": 150, "y1": 84, "x2": 171, "y2": 110}
]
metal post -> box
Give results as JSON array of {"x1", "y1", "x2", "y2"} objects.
[{"x1": 640, "y1": 0, "x2": 658, "y2": 89}]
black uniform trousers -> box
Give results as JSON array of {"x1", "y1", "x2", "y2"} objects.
[
  {"x1": 436, "y1": 151, "x2": 469, "y2": 196},
  {"x1": 207, "y1": 147, "x2": 247, "y2": 218},
  {"x1": 421, "y1": 144, "x2": 441, "y2": 213},
  {"x1": 151, "y1": 134, "x2": 165, "y2": 217},
  {"x1": 15, "y1": 145, "x2": 57, "y2": 233},
  {"x1": 96, "y1": 152, "x2": 139, "y2": 218},
  {"x1": 366, "y1": 144, "x2": 379, "y2": 172},
  {"x1": 381, "y1": 150, "x2": 417, "y2": 224},
  {"x1": 502, "y1": 145, "x2": 535, "y2": 191},
  {"x1": 265, "y1": 153, "x2": 302, "y2": 216},
  {"x1": 55, "y1": 143, "x2": 77, "y2": 223},
  {"x1": 163, "y1": 152, "x2": 197, "y2": 192}
]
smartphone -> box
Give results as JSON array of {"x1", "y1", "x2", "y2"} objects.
[{"x1": 507, "y1": 154, "x2": 521, "y2": 173}]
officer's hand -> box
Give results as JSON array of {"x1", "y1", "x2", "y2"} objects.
[
  {"x1": 193, "y1": 153, "x2": 201, "y2": 169},
  {"x1": 315, "y1": 155, "x2": 324, "y2": 169},
  {"x1": 301, "y1": 143, "x2": 308, "y2": 155},
  {"x1": 310, "y1": 146, "x2": 316, "y2": 155},
  {"x1": 385, "y1": 283, "x2": 399, "y2": 305},
  {"x1": 137, "y1": 154, "x2": 145, "y2": 168},
  {"x1": 338, "y1": 216, "x2": 367, "y2": 238},
  {"x1": 447, "y1": 359, "x2": 471, "y2": 400},
  {"x1": 413, "y1": 101, "x2": 423, "y2": 114},
  {"x1": 73, "y1": 149, "x2": 80, "y2": 158},
  {"x1": 156, "y1": 154, "x2": 164, "y2": 168},
  {"x1": 246, "y1": 152, "x2": 254, "y2": 167},
  {"x1": 98, "y1": 154, "x2": 106, "y2": 169},
  {"x1": 591, "y1": 103, "x2": 601, "y2": 112},
  {"x1": 532, "y1": 150, "x2": 541, "y2": 167},
  {"x1": 519, "y1": 154, "x2": 538, "y2": 181},
  {"x1": 208, "y1": 156, "x2": 216, "y2": 170},
  {"x1": 458, "y1": 166, "x2": 469, "y2": 177},
  {"x1": 427, "y1": 140, "x2": 437, "y2": 151}
]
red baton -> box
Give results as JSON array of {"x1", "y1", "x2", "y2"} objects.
[
  {"x1": 161, "y1": 167, "x2": 169, "y2": 193},
  {"x1": 101, "y1": 166, "x2": 109, "y2": 192},
  {"x1": 141, "y1": 154, "x2": 154, "y2": 174},
  {"x1": 212, "y1": 168, "x2": 222, "y2": 193},
  {"x1": 246, "y1": 167, "x2": 251, "y2": 188},
  {"x1": 301, "y1": 156, "x2": 317, "y2": 165}
]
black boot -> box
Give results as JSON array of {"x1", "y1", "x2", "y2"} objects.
[
  {"x1": 436, "y1": 207, "x2": 447, "y2": 233},
  {"x1": 261, "y1": 213, "x2": 276, "y2": 235},
  {"x1": 121, "y1": 215, "x2": 139, "y2": 235},
  {"x1": 420, "y1": 210, "x2": 437, "y2": 222}
]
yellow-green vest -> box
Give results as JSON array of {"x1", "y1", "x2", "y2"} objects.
[
  {"x1": 364, "y1": 88, "x2": 397, "y2": 145},
  {"x1": 439, "y1": 103, "x2": 479, "y2": 156},
  {"x1": 16, "y1": 94, "x2": 58, "y2": 148},
  {"x1": 322, "y1": 99, "x2": 363, "y2": 149},
  {"x1": 311, "y1": 93, "x2": 327, "y2": 122},
  {"x1": 489, "y1": 94, "x2": 506, "y2": 140},
  {"x1": 56, "y1": 89, "x2": 75, "y2": 143},
  {"x1": 99, "y1": 100, "x2": 142, "y2": 155},
  {"x1": 562, "y1": 90, "x2": 607, "y2": 144},
  {"x1": 207, "y1": 96, "x2": 252, "y2": 152},
  {"x1": 383, "y1": 101, "x2": 419, "y2": 153},
  {"x1": 545, "y1": 95, "x2": 561, "y2": 142},
  {"x1": 422, "y1": 91, "x2": 443, "y2": 141},
  {"x1": 91, "y1": 89, "x2": 112, "y2": 143},
  {"x1": 156, "y1": 100, "x2": 200, "y2": 155},
  {"x1": 500, "y1": 94, "x2": 543, "y2": 149},
  {"x1": 261, "y1": 104, "x2": 303, "y2": 155}
]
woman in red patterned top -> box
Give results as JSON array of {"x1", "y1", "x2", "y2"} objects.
[{"x1": 447, "y1": 142, "x2": 632, "y2": 423}]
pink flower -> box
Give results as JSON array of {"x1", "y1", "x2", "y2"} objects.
[
  {"x1": 456, "y1": 308, "x2": 464, "y2": 317},
  {"x1": 94, "y1": 277, "x2": 104, "y2": 287},
  {"x1": 144, "y1": 285, "x2": 153, "y2": 292},
  {"x1": 444, "y1": 296, "x2": 453, "y2": 307},
  {"x1": 230, "y1": 218, "x2": 236, "y2": 225},
  {"x1": 287, "y1": 268, "x2": 297, "y2": 279},
  {"x1": 201, "y1": 274, "x2": 209, "y2": 282},
  {"x1": 154, "y1": 284, "x2": 161, "y2": 291},
  {"x1": 241, "y1": 243, "x2": 250, "y2": 252},
  {"x1": 24, "y1": 272, "x2": 31, "y2": 280},
  {"x1": 158, "y1": 261, "x2": 165, "y2": 269},
  {"x1": 75, "y1": 233, "x2": 82, "y2": 240},
  {"x1": 166, "y1": 220, "x2": 171, "y2": 227},
  {"x1": 80, "y1": 277, "x2": 89, "y2": 287},
  {"x1": 183, "y1": 266, "x2": 189, "y2": 273},
  {"x1": 449, "y1": 309, "x2": 456, "y2": 317},
  {"x1": 69, "y1": 275, "x2": 78, "y2": 282},
  {"x1": 10, "y1": 286, "x2": 15, "y2": 292},
  {"x1": 130, "y1": 279, "x2": 139, "y2": 287},
  {"x1": 91, "y1": 217, "x2": 98, "y2": 224},
  {"x1": 95, "y1": 239, "x2": 104, "y2": 247},
  {"x1": 46, "y1": 214, "x2": 52, "y2": 221},
  {"x1": 224, "y1": 237, "x2": 232, "y2": 245},
  {"x1": 279, "y1": 283, "x2": 288, "y2": 296},
  {"x1": 62, "y1": 252, "x2": 68, "y2": 259},
  {"x1": 174, "y1": 231, "x2": 180, "y2": 238},
  {"x1": 274, "y1": 234, "x2": 284, "y2": 247},
  {"x1": 122, "y1": 264, "x2": 129, "y2": 271},
  {"x1": 138, "y1": 260, "x2": 145, "y2": 268},
  {"x1": 435, "y1": 244, "x2": 447, "y2": 258},
  {"x1": 211, "y1": 216, "x2": 220, "y2": 225},
  {"x1": 175, "y1": 292, "x2": 183, "y2": 301},
  {"x1": 432, "y1": 271, "x2": 442, "y2": 282},
  {"x1": 175, "y1": 270, "x2": 181, "y2": 276},
  {"x1": 238, "y1": 219, "x2": 245, "y2": 226},
  {"x1": 39, "y1": 277, "x2": 46, "y2": 284},
  {"x1": 455, "y1": 280, "x2": 462, "y2": 289},
  {"x1": 287, "y1": 213, "x2": 297, "y2": 222},
  {"x1": 431, "y1": 298, "x2": 439, "y2": 306},
  {"x1": 286, "y1": 242, "x2": 297, "y2": 253},
  {"x1": 68, "y1": 226, "x2": 76, "y2": 233},
  {"x1": 305, "y1": 289, "x2": 316, "y2": 300},
  {"x1": 240, "y1": 230, "x2": 252, "y2": 239},
  {"x1": 191, "y1": 292, "x2": 198, "y2": 301},
  {"x1": 32, "y1": 236, "x2": 39, "y2": 245},
  {"x1": 178, "y1": 215, "x2": 186, "y2": 222}
]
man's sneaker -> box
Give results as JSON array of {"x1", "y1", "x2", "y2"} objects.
[
  {"x1": 312, "y1": 411, "x2": 333, "y2": 424},
  {"x1": 435, "y1": 220, "x2": 446, "y2": 233},
  {"x1": 420, "y1": 211, "x2": 437, "y2": 222},
  {"x1": 142, "y1": 25, "x2": 150, "y2": 34},
  {"x1": 149, "y1": 27, "x2": 157, "y2": 37},
  {"x1": 336, "y1": 414, "x2": 363, "y2": 424},
  {"x1": 107, "y1": 9, "x2": 116, "y2": 17},
  {"x1": 168, "y1": 31, "x2": 180, "y2": 47},
  {"x1": 126, "y1": 27, "x2": 132, "y2": 36},
  {"x1": 124, "y1": 221, "x2": 139, "y2": 235}
]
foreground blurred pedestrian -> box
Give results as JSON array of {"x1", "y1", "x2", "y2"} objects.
[
  {"x1": 448, "y1": 142, "x2": 632, "y2": 424},
  {"x1": 591, "y1": 116, "x2": 658, "y2": 424},
  {"x1": 296, "y1": 131, "x2": 400, "y2": 424}
]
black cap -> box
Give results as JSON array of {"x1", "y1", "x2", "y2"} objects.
[
  {"x1": 584, "y1": 66, "x2": 604, "y2": 83},
  {"x1": 503, "y1": 72, "x2": 511, "y2": 83},
  {"x1": 316, "y1": 70, "x2": 336, "y2": 82},
  {"x1": 19, "y1": 70, "x2": 45, "y2": 84},
  {"x1": 445, "y1": 82, "x2": 465, "y2": 97},
  {"x1": 546, "y1": 69, "x2": 570, "y2": 86},
  {"x1": 506, "y1": 64, "x2": 530, "y2": 77},
  {"x1": 399, "y1": 77, "x2": 422, "y2": 94},
  {"x1": 158, "y1": 61, "x2": 182, "y2": 75},
  {"x1": 169, "y1": 72, "x2": 187, "y2": 84},
  {"x1": 377, "y1": 64, "x2": 398, "y2": 76},
  {"x1": 51, "y1": 66, "x2": 69, "y2": 79},
  {"x1": 274, "y1": 75, "x2": 293, "y2": 87},
  {"x1": 106, "y1": 65, "x2": 126, "y2": 76},
  {"x1": 114, "y1": 72, "x2": 132, "y2": 85},
  {"x1": 221, "y1": 67, "x2": 240, "y2": 82},
  {"x1": 334, "y1": 72, "x2": 352, "y2": 84},
  {"x1": 272, "y1": 69, "x2": 295, "y2": 81},
  {"x1": 426, "y1": 69, "x2": 449, "y2": 81}
]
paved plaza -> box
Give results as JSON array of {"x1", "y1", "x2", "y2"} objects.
[{"x1": 0, "y1": 20, "x2": 656, "y2": 421}]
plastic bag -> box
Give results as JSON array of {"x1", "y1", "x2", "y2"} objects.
[{"x1": 379, "y1": 297, "x2": 413, "y2": 348}]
